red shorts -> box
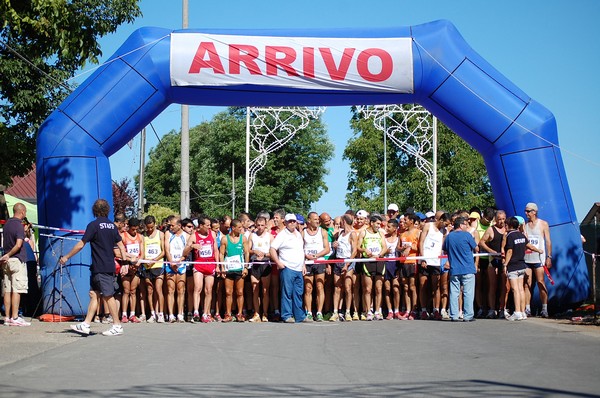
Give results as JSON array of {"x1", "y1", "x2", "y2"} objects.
[{"x1": 194, "y1": 260, "x2": 216, "y2": 275}]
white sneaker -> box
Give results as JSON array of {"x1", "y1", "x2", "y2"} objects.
[
  {"x1": 177, "y1": 314, "x2": 185, "y2": 323},
  {"x1": 540, "y1": 310, "x2": 549, "y2": 318},
  {"x1": 147, "y1": 314, "x2": 156, "y2": 323},
  {"x1": 157, "y1": 313, "x2": 165, "y2": 323},
  {"x1": 102, "y1": 325, "x2": 123, "y2": 336},
  {"x1": 70, "y1": 323, "x2": 90, "y2": 335},
  {"x1": 3, "y1": 318, "x2": 12, "y2": 326},
  {"x1": 169, "y1": 314, "x2": 177, "y2": 323},
  {"x1": 441, "y1": 309, "x2": 450, "y2": 320},
  {"x1": 11, "y1": 317, "x2": 31, "y2": 327}
]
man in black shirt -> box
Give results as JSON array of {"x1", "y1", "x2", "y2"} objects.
[
  {"x1": 60, "y1": 199, "x2": 128, "y2": 336},
  {"x1": 1, "y1": 202, "x2": 30, "y2": 326}
]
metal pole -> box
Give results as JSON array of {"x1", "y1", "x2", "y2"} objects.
[
  {"x1": 432, "y1": 115, "x2": 438, "y2": 212},
  {"x1": 245, "y1": 107, "x2": 250, "y2": 213},
  {"x1": 232, "y1": 163, "x2": 236, "y2": 217},
  {"x1": 594, "y1": 213, "x2": 598, "y2": 321},
  {"x1": 137, "y1": 128, "x2": 146, "y2": 219},
  {"x1": 383, "y1": 115, "x2": 388, "y2": 212},
  {"x1": 180, "y1": 0, "x2": 190, "y2": 217}
]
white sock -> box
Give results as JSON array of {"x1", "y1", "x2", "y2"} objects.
[
  {"x1": 525, "y1": 305, "x2": 531, "y2": 311},
  {"x1": 542, "y1": 304, "x2": 548, "y2": 311}
]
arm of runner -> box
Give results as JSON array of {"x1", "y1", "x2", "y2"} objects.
[{"x1": 542, "y1": 220, "x2": 553, "y2": 268}]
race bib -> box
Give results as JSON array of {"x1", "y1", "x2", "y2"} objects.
[
  {"x1": 368, "y1": 245, "x2": 381, "y2": 255},
  {"x1": 126, "y1": 243, "x2": 140, "y2": 256},
  {"x1": 146, "y1": 243, "x2": 160, "y2": 257},
  {"x1": 199, "y1": 244, "x2": 212, "y2": 257},
  {"x1": 305, "y1": 249, "x2": 318, "y2": 256},
  {"x1": 529, "y1": 235, "x2": 540, "y2": 247},
  {"x1": 225, "y1": 255, "x2": 243, "y2": 271}
]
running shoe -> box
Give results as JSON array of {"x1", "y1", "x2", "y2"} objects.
[
  {"x1": 192, "y1": 313, "x2": 201, "y2": 323},
  {"x1": 374, "y1": 312, "x2": 383, "y2": 321},
  {"x1": 11, "y1": 317, "x2": 31, "y2": 327},
  {"x1": 236, "y1": 313, "x2": 246, "y2": 322},
  {"x1": 345, "y1": 311, "x2": 352, "y2": 322},
  {"x1": 433, "y1": 311, "x2": 442, "y2": 321},
  {"x1": 70, "y1": 322, "x2": 90, "y2": 335},
  {"x1": 121, "y1": 315, "x2": 129, "y2": 323},
  {"x1": 476, "y1": 308, "x2": 484, "y2": 318},
  {"x1": 458, "y1": 311, "x2": 464, "y2": 320},
  {"x1": 486, "y1": 310, "x2": 497, "y2": 319},
  {"x1": 316, "y1": 313, "x2": 324, "y2": 322},
  {"x1": 397, "y1": 311, "x2": 408, "y2": 320},
  {"x1": 329, "y1": 313, "x2": 339, "y2": 322},
  {"x1": 525, "y1": 308, "x2": 531, "y2": 317},
  {"x1": 186, "y1": 312, "x2": 193, "y2": 322},
  {"x1": 201, "y1": 314, "x2": 212, "y2": 323},
  {"x1": 441, "y1": 309, "x2": 450, "y2": 320},
  {"x1": 540, "y1": 310, "x2": 549, "y2": 318},
  {"x1": 138, "y1": 314, "x2": 147, "y2": 322},
  {"x1": 303, "y1": 314, "x2": 314, "y2": 323},
  {"x1": 129, "y1": 315, "x2": 141, "y2": 323},
  {"x1": 366, "y1": 312, "x2": 374, "y2": 321},
  {"x1": 147, "y1": 315, "x2": 156, "y2": 323},
  {"x1": 360, "y1": 313, "x2": 367, "y2": 321},
  {"x1": 420, "y1": 310, "x2": 429, "y2": 320},
  {"x1": 93, "y1": 315, "x2": 101, "y2": 323},
  {"x1": 284, "y1": 317, "x2": 295, "y2": 323},
  {"x1": 338, "y1": 312, "x2": 345, "y2": 322},
  {"x1": 102, "y1": 325, "x2": 124, "y2": 336},
  {"x1": 497, "y1": 309, "x2": 506, "y2": 319},
  {"x1": 213, "y1": 314, "x2": 222, "y2": 322},
  {"x1": 521, "y1": 312, "x2": 527, "y2": 320},
  {"x1": 272, "y1": 313, "x2": 281, "y2": 322},
  {"x1": 102, "y1": 315, "x2": 113, "y2": 324},
  {"x1": 408, "y1": 311, "x2": 416, "y2": 321},
  {"x1": 352, "y1": 312, "x2": 359, "y2": 321},
  {"x1": 169, "y1": 314, "x2": 177, "y2": 323},
  {"x1": 506, "y1": 312, "x2": 523, "y2": 321},
  {"x1": 177, "y1": 314, "x2": 185, "y2": 323},
  {"x1": 222, "y1": 314, "x2": 233, "y2": 323},
  {"x1": 385, "y1": 311, "x2": 394, "y2": 320},
  {"x1": 261, "y1": 315, "x2": 269, "y2": 323},
  {"x1": 157, "y1": 313, "x2": 165, "y2": 323},
  {"x1": 3, "y1": 318, "x2": 12, "y2": 326},
  {"x1": 249, "y1": 313, "x2": 261, "y2": 322}
]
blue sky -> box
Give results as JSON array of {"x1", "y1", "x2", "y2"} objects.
[{"x1": 95, "y1": 0, "x2": 600, "y2": 221}]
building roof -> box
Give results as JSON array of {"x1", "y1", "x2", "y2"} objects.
[
  {"x1": 5, "y1": 165, "x2": 36, "y2": 204},
  {"x1": 580, "y1": 202, "x2": 600, "y2": 226}
]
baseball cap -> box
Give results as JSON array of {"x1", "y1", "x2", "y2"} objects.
[
  {"x1": 387, "y1": 203, "x2": 399, "y2": 212},
  {"x1": 425, "y1": 211, "x2": 435, "y2": 219},
  {"x1": 515, "y1": 216, "x2": 525, "y2": 225},
  {"x1": 525, "y1": 202, "x2": 538, "y2": 211},
  {"x1": 415, "y1": 212, "x2": 426, "y2": 221},
  {"x1": 468, "y1": 212, "x2": 481, "y2": 220},
  {"x1": 284, "y1": 213, "x2": 297, "y2": 222},
  {"x1": 356, "y1": 210, "x2": 368, "y2": 218},
  {"x1": 296, "y1": 214, "x2": 305, "y2": 224}
]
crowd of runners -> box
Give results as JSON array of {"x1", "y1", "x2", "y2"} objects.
[{"x1": 81, "y1": 203, "x2": 551, "y2": 326}]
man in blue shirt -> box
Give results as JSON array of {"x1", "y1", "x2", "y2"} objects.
[{"x1": 443, "y1": 216, "x2": 477, "y2": 322}]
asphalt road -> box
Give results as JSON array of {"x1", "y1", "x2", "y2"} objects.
[{"x1": 1, "y1": 316, "x2": 599, "y2": 397}]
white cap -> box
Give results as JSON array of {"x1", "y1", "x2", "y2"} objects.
[
  {"x1": 425, "y1": 211, "x2": 435, "y2": 219},
  {"x1": 387, "y1": 203, "x2": 399, "y2": 212},
  {"x1": 356, "y1": 210, "x2": 369, "y2": 218},
  {"x1": 284, "y1": 213, "x2": 297, "y2": 222}
]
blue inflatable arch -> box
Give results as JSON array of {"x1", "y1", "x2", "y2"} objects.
[{"x1": 37, "y1": 20, "x2": 588, "y2": 315}]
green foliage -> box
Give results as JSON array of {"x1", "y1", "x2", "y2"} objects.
[
  {"x1": 144, "y1": 203, "x2": 176, "y2": 224},
  {"x1": 144, "y1": 108, "x2": 334, "y2": 217},
  {"x1": 0, "y1": 0, "x2": 142, "y2": 185},
  {"x1": 343, "y1": 106, "x2": 494, "y2": 213}
]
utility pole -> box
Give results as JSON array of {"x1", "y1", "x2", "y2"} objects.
[
  {"x1": 137, "y1": 128, "x2": 146, "y2": 219},
  {"x1": 180, "y1": 0, "x2": 190, "y2": 217}
]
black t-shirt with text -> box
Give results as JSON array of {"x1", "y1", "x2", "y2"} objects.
[
  {"x1": 82, "y1": 217, "x2": 122, "y2": 274},
  {"x1": 504, "y1": 230, "x2": 528, "y2": 273}
]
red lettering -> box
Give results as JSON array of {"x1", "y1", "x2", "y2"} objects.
[
  {"x1": 229, "y1": 44, "x2": 262, "y2": 75},
  {"x1": 188, "y1": 42, "x2": 225, "y2": 74},
  {"x1": 303, "y1": 47, "x2": 315, "y2": 78},
  {"x1": 356, "y1": 48, "x2": 393, "y2": 82},
  {"x1": 265, "y1": 46, "x2": 299, "y2": 76},
  {"x1": 319, "y1": 48, "x2": 355, "y2": 81}
]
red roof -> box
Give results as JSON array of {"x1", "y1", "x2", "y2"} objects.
[{"x1": 5, "y1": 165, "x2": 36, "y2": 203}]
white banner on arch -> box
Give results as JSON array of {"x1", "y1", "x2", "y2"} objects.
[{"x1": 170, "y1": 33, "x2": 413, "y2": 93}]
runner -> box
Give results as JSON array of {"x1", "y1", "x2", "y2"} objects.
[
  {"x1": 184, "y1": 215, "x2": 218, "y2": 323},
  {"x1": 219, "y1": 219, "x2": 250, "y2": 322},
  {"x1": 523, "y1": 202, "x2": 552, "y2": 318},
  {"x1": 418, "y1": 212, "x2": 447, "y2": 320},
  {"x1": 357, "y1": 215, "x2": 388, "y2": 321},
  {"x1": 479, "y1": 210, "x2": 507, "y2": 318},
  {"x1": 141, "y1": 215, "x2": 165, "y2": 323},
  {"x1": 383, "y1": 218, "x2": 400, "y2": 320},
  {"x1": 248, "y1": 216, "x2": 273, "y2": 322},
  {"x1": 120, "y1": 217, "x2": 144, "y2": 323},
  {"x1": 398, "y1": 213, "x2": 421, "y2": 320},
  {"x1": 269, "y1": 209, "x2": 286, "y2": 322},
  {"x1": 164, "y1": 216, "x2": 192, "y2": 323},
  {"x1": 330, "y1": 214, "x2": 357, "y2": 322},
  {"x1": 302, "y1": 212, "x2": 331, "y2": 322}
]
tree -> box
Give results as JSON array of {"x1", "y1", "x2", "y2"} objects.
[
  {"x1": 343, "y1": 106, "x2": 494, "y2": 213},
  {"x1": 0, "y1": 0, "x2": 142, "y2": 185},
  {"x1": 112, "y1": 177, "x2": 137, "y2": 218},
  {"x1": 143, "y1": 107, "x2": 334, "y2": 217}
]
